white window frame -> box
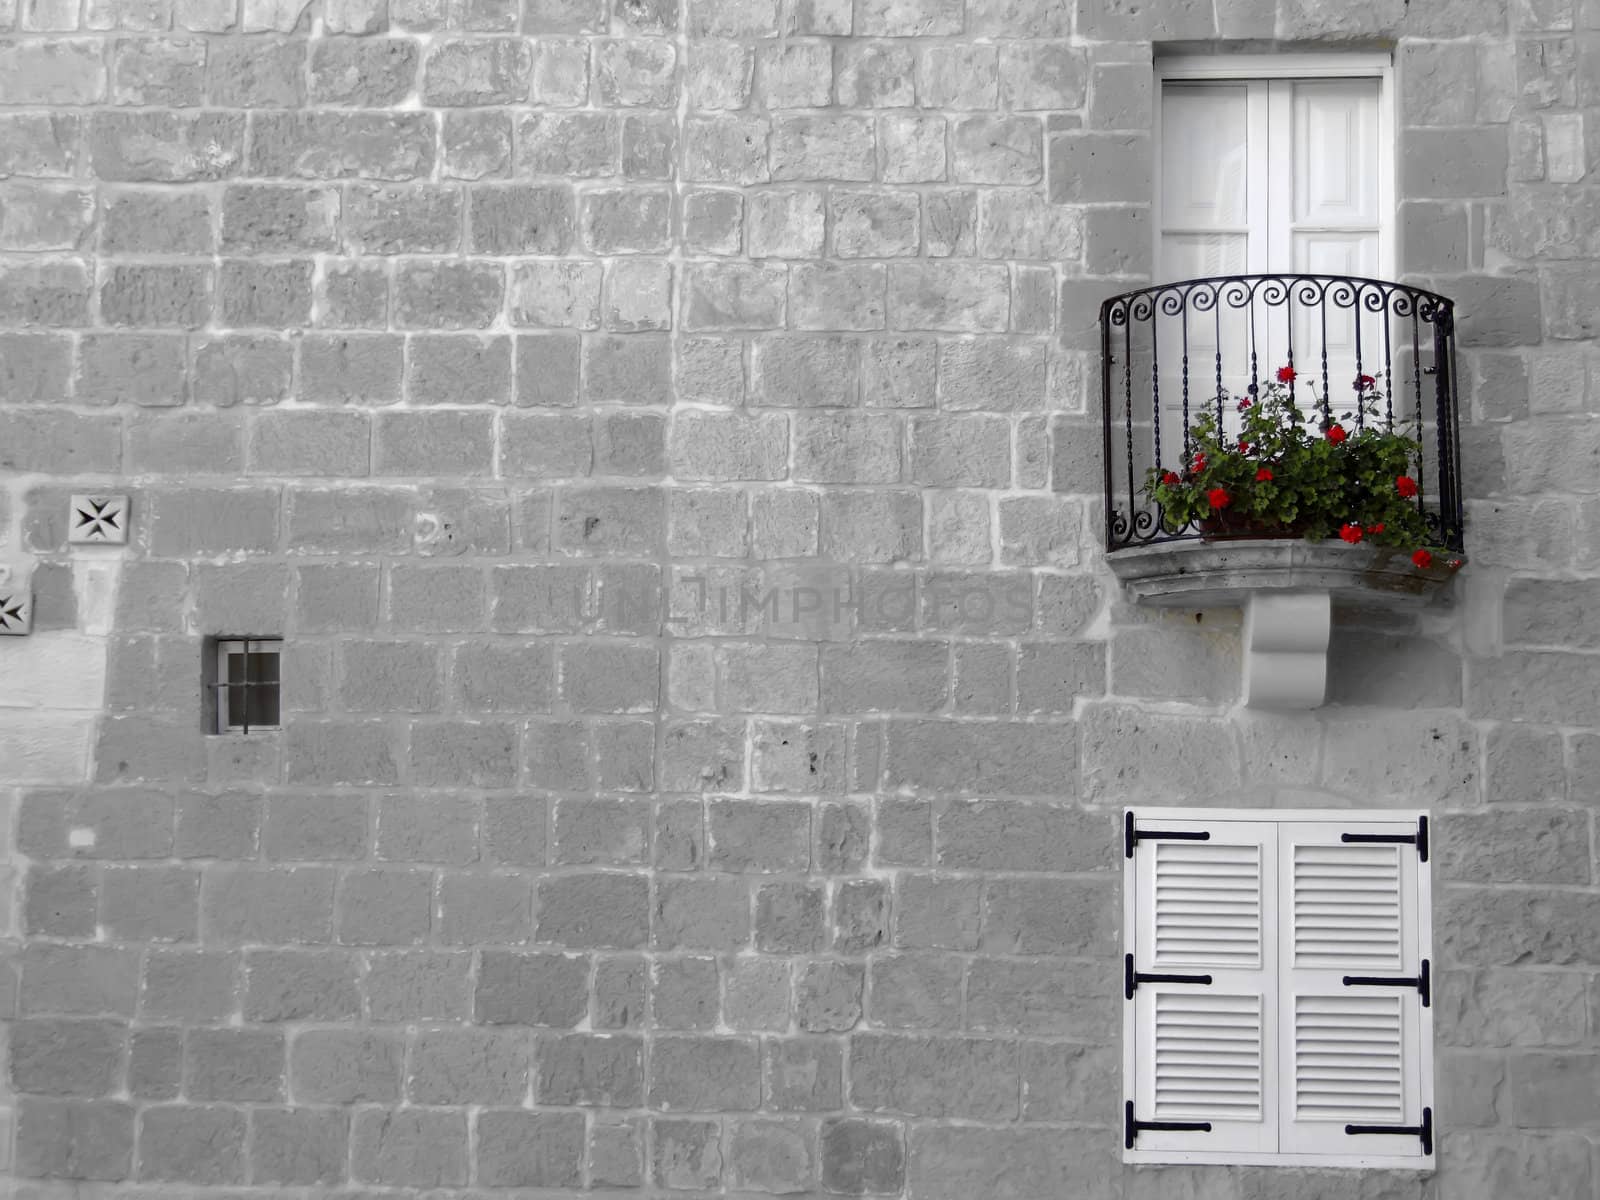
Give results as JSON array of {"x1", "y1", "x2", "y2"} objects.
[
  {"x1": 1122, "y1": 806, "x2": 1434, "y2": 1170},
  {"x1": 1153, "y1": 53, "x2": 1397, "y2": 282}
]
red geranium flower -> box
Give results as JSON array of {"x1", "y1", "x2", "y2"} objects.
[
  {"x1": 1161, "y1": 471, "x2": 1180, "y2": 485},
  {"x1": 1238, "y1": 397, "x2": 1253, "y2": 411},
  {"x1": 1325, "y1": 424, "x2": 1347, "y2": 444},
  {"x1": 1340, "y1": 523, "x2": 1364, "y2": 544},
  {"x1": 1238, "y1": 440, "x2": 1250, "y2": 454},
  {"x1": 1207, "y1": 488, "x2": 1231, "y2": 509},
  {"x1": 1366, "y1": 522, "x2": 1385, "y2": 535},
  {"x1": 1255, "y1": 466, "x2": 1273, "y2": 482},
  {"x1": 1396, "y1": 475, "x2": 1418, "y2": 498},
  {"x1": 1276, "y1": 365, "x2": 1297, "y2": 383},
  {"x1": 1356, "y1": 373, "x2": 1376, "y2": 390},
  {"x1": 1412, "y1": 548, "x2": 1434, "y2": 569},
  {"x1": 1192, "y1": 454, "x2": 1207, "y2": 472}
]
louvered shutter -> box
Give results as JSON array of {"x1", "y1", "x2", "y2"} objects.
[
  {"x1": 1276, "y1": 819, "x2": 1431, "y2": 1159},
  {"x1": 1128, "y1": 817, "x2": 1277, "y2": 1155}
]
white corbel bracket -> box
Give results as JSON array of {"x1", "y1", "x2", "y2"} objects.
[{"x1": 1243, "y1": 591, "x2": 1330, "y2": 709}]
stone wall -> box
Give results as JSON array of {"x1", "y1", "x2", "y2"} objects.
[{"x1": 1, "y1": 0, "x2": 1597, "y2": 1194}]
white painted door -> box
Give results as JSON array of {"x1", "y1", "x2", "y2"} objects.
[
  {"x1": 1154, "y1": 75, "x2": 1390, "y2": 452},
  {"x1": 1283, "y1": 80, "x2": 1386, "y2": 416}
]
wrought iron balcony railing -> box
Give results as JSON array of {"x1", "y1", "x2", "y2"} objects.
[{"x1": 1100, "y1": 274, "x2": 1463, "y2": 554}]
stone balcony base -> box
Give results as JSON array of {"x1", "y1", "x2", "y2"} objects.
[
  {"x1": 1106, "y1": 538, "x2": 1465, "y2": 610},
  {"x1": 1107, "y1": 539, "x2": 1465, "y2": 709}
]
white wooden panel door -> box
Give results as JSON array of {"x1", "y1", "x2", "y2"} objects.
[
  {"x1": 1291, "y1": 81, "x2": 1381, "y2": 244},
  {"x1": 1276, "y1": 821, "x2": 1430, "y2": 1159},
  {"x1": 1131, "y1": 820, "x2": 1278, "y2": 1155},
  {"x1": 1156, "y1": 72, "x2": 1391, "y2": 440},
  {"x1": 1284, "y1": 79, "x2": 1385, "y2": 411},
  {"x1": 1159, "y1": 82, "x2": 1256, "y2": 279},
  {"x1": 1155, "y1": 84, "x2": 1261, "y2": 457}
]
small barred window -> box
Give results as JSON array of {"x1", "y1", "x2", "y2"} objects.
[{"x1": 206, "y1": 637, "x2": 282, "y2": 734}]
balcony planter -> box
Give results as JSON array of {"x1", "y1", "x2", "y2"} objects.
[
  {"x1": 1099, "y1": 273, "x2": 1465, "y2": 708},
  {"x1": 1197, "y1": 512, "x2": 1300, "y2": 540}
]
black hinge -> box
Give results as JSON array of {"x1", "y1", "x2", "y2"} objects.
[
  {"x1": 1125, "y1": 953, "x2": 1213, "y2": 1000},
  {"x1": 1343, "y1": 959, "x2": 1431, "y2": 1007},
  {"x1": 1341, "y1": 815, "x2": 1428, "y2": 862},
  {"x1": 1126, "y1": 1100, "x2": 1212, "y2": 1150},
  {"x1": 1125, "y1": 812, "x2": 1211, "y2": 858},
  {"x1": 1346, "y1": 1106, "x2": 1433, "y2": 1156}
]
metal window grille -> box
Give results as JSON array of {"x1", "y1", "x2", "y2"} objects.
[{"x1": 209, "y1": 637, "x2": 282, "y2": 734}]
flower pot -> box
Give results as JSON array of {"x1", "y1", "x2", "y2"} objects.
[{"x1": 1197, "y1": 512, "x2": 1304, "y2": 541}]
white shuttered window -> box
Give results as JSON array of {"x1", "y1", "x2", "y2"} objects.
[{"x1": 1124, "y1": 809, "x2": 1433, "y2": 1168}]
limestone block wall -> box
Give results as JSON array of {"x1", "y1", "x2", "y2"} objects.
[{"x1": 0, "y1": 0, "x2": 1597, "y2": 1194}]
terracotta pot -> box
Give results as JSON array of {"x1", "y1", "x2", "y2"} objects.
[{"x1": 1197, "y1": 512, "x2": 1304, "y2": 541}]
